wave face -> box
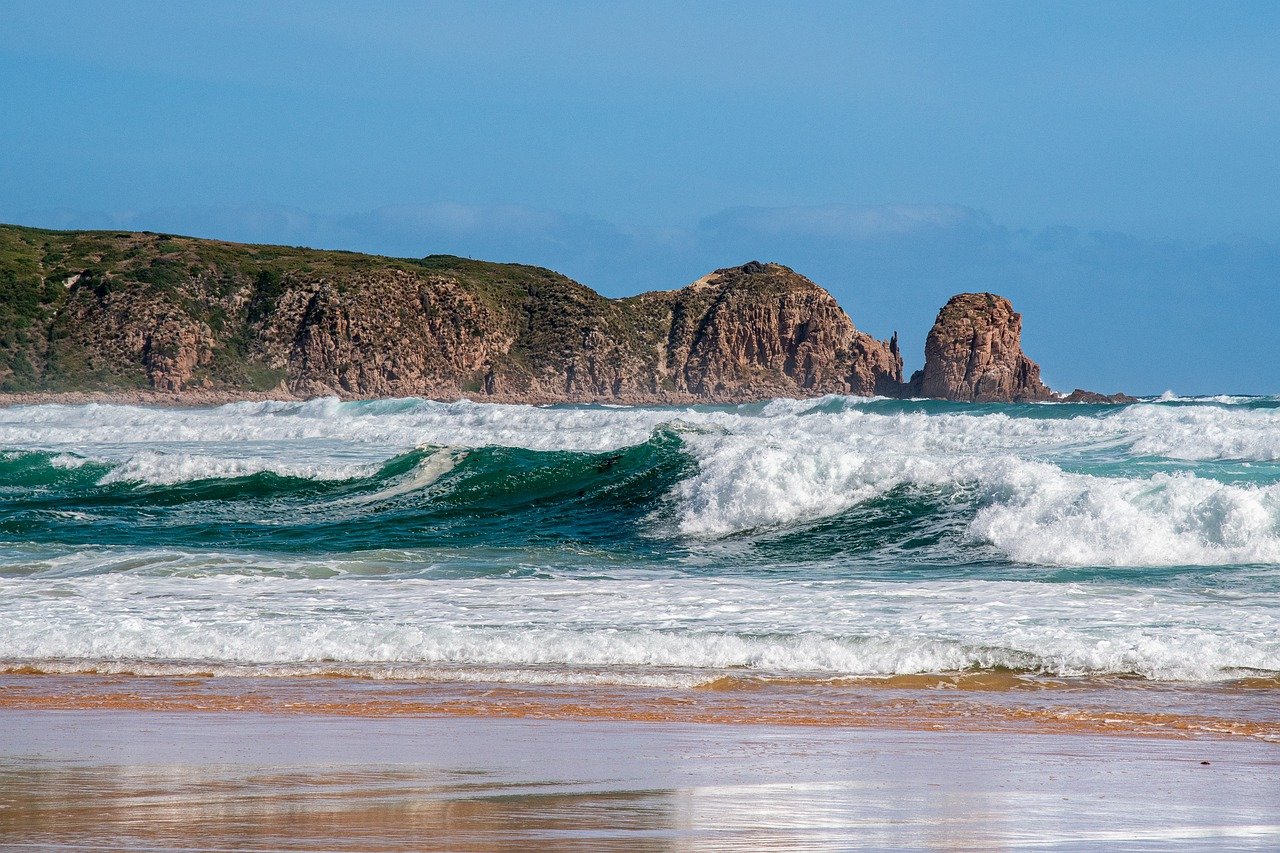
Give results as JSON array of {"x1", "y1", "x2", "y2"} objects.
[{"x1": 1, "y1": 395, "x2": 1279, "y2": 685}]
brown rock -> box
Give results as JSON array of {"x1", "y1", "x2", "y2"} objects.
[
  {"x1": 52, "y1": 274, "x2": 215, "y2": 392},
  {"x1": 906, "y1": 292, "x2": 1053, "y2": 402},
  {"x1": 1, "y1": 225, "x2": 1129, "y2": 405},
  {"x1": 270, "y1": 260, "x2": 903, "y2": 402},
  {"x1": 636, "y1": 262, "x2": 902, "y2": 400},
  {"x1": 1058, "y1": 388, "x2": 1138, "y2": 404},
  {"x1": 277, "y1": 272, "x2": 511, "y2": 399}
]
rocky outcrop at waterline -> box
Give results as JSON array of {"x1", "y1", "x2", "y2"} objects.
[
  {"x1": 903, "y1": 292, "x2": 1133, "y2": 403},
  {"x1": 0, "y1": 223, "x2": 1122, "y2": 403},
  {"x1": 904, "y1": 292, "x2": 1052, "y2": 402}
]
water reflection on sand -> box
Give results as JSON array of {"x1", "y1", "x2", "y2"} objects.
[{"x1": 2, "y1": 711, "x2": 1278, "y2": 851}]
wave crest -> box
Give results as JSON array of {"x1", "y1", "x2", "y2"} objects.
[{"x1": 3, "y1": 397, "x2": 1280, "y2": 567}]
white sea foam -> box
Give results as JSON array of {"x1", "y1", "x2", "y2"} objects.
[
  {"x1": 3, "y1": 397, "x2": 1280, "y2": 565},
  {"x1": 971, "y1": 467, "x2": 1280, "y2": 566},
  {"x1": 49, "y1": 452, "x2": 88, "y2": 469},
  {"x1": 95, "y1": 450, "x2": 378, "y2": 486},
  {"x1": 0, "y1": 397, "x2": 675, "y2": 455},
  {"x1": 1157, "y1": 391, "x2": 1258, "y2": 405},
  {"x1": 5, "y1": 659, "x2": 713, "y2": 689},
  {"x1": 360, "y1": 447, "x2": 465, "y2": 501},
  {"x1": 672, "y1": 430, "x2": 1280, "y2": 565},
  {"x1": 1, "y1": 395, "x2": 1279, "y2": 469},
  {"x1": 4, "y1": 398, "x2": 1277, "y2": 683},
  {"x1": 0, "y1": 571, "x2": 1275, "y2": 682}
]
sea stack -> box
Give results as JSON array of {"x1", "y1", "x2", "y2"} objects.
[{"x1": 906, "y1": 292, "x2": 1053, "y2": 402}]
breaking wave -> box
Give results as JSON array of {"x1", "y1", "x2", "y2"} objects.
[
  {"x1": 1, "y1": 573, "x2": 1276, "y2": 683},
  {"x1": 1, "y1": 395, "x2": 1278, "y2": 685},
  {"x1": 2, "y1": 395, "x2": 1280, "y2": 567}
]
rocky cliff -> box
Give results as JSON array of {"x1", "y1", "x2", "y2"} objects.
[{"x1": 0, "y1": 225, "x2": 903, "y2": 402}]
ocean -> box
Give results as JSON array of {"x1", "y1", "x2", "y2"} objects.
[{"x1": 1, "y1": 395, "x2": 1278, "y2": 722}]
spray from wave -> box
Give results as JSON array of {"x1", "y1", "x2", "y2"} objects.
[
  {"x1": 1, "y1": 396, "x2": 1278, "y2": 685},
  {"x1": 2, "y1": 396, "x2": 1280, "y2": 567}
]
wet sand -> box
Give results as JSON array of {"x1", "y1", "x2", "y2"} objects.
[
  {"x1": 2, "y1": 671, "x2": 1278, "y2": 742},
  {"x1": 1, "y1": 673, "x2": 1278, "y2": 850},
  {"x1": 2, "y1": 709, "x2": 1278, "y2": 851}
]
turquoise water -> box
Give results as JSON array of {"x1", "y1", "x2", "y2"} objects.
[{"x1": 0, "y1": 395, "x2": 1278, "y2": 684}]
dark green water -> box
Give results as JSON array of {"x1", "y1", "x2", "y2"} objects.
[{"x1": 0, "y1": 395, "x2": 1277, "y2": 684}]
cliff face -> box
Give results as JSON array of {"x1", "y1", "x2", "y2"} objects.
[
  {"x1": 0, "y1": 224, "x2": 1131, "y2": 404},
  {"x1": 905, "y1": 292, "x2": 1054, "y2": 403},
  {"x1": 635, "y1": 262, "x2": 903, "y2": 399},
  {"x1": 262, "y1": 260, "x2": 902, "y2": 402},
  {"x1": 0, "y1": 226, "x2": 902, "y2": 402}
]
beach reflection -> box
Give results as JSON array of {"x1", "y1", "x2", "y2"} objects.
[
  {"x1": 3, "y1": 712, "x2": 1279, "y2": 851},
  {"x1": 0, "y1": 762, "x2": 1026, "y2": 851},
  {"x1": 1, "y1": 761, "x2": 680, "y2": 851}
]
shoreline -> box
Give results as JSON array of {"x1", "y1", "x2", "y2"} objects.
[
  {"x1": 0, "y1": 388, "x2": 852, "y2": 408},
  {"x1": 0, "y1": 388, "x2": 306, "y2": 407},
  {"x1": 3, "y1": 671, "x2": 1277, "y2": 744},
  {"x1": 0, "y1": 388, "x2": 1143, "y2": 408},
  {"x1": 0, "y1": 388, "x2": 850, "y2": 408}
]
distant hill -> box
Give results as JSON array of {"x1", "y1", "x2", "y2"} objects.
[
  {"x1": 0, "y1": 223, "x2": 1123, "y2": 404},
  {"x1": 0, "y1": 224, "x2": 906, "y2": 402}
]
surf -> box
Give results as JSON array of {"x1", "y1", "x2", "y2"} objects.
[{"x1": 1, "y1": 395, "x2": 1278, "y2": 687}]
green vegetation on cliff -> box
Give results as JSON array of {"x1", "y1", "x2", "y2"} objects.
[{"x1": 0, "y1": 223, "x2": 902, "y2": 402}]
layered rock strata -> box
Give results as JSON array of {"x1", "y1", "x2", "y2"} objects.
[{"x1": 277, "y1": 260, "x2": 904, "y2": 402}]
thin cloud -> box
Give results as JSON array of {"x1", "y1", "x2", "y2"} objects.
[{"x1": 700, "y1": 204, "x2": 993, "y2": 241}]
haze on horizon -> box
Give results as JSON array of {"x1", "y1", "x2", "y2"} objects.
[{"x1": 2, "y1": 0, "x2": 1278, "y2": 394}]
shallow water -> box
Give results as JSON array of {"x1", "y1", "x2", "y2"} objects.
[
  {"x1": 3, "y1": 712, "x2": 1277, "y2": 851},
  {"x1": 1, "y1": 395, "x2": 1279, "y2": 689}
]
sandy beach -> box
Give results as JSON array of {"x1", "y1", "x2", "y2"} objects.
[
  {"x1": 3, "y1": 705, "x2": 1277, "y2": 851},
  {"x1": 2, "y1": 671, "x2": 1278, "y2": 741},
  {"x1": 2, "y1": 673, "x2": 1278, "y2": 850}
]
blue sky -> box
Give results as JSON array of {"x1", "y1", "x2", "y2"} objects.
[{"x1": 2, "y1": 1, "x2": 1278, "y2": 393}]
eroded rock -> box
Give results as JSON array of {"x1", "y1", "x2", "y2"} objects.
[
  {"x1": 0, "y1": 225, "x2": 1126, "y2": 403},
  {"x1": 905, "y1": 292, "x2": 1053, "y2": 402},
  {"x1": 270, "y1": 260, "x2": 902, "y2": 402}
]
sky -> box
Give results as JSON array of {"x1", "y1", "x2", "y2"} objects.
[{"x1": 2, "y1": 1, "x2": 1278, "y2": 393}]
